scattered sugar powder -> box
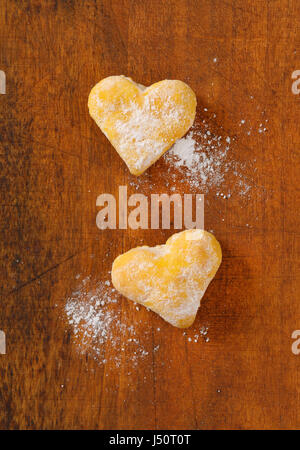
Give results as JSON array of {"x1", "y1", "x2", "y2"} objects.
[
  {"x1": 165, "y1": 132, "x2": 227, "y2": 188},
  {"x1": 163, "y1": 126, "x2": 250, "y2": 196},
  {"x1": 65, "y1": 276, "x2": 153, "y2": 366},
  {"x1": 183, "y1": 325, "x2": 209, "y2": 343}
]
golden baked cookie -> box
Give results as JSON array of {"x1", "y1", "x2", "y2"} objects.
[
  {"x1": 88, "y1": 76, "x2": 196, "y2": 175},
  {"x1": 111, "y1": 229, "x2": 222, "y2": 328}
]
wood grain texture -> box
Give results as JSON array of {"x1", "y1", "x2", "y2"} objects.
[{"x1": 0, "y1": 0, "x2": 299, "y2": 430}]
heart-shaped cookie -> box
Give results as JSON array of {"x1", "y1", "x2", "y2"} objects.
[
  {"x1": 88, "y1": 76, "x2": 196, "y2": 175},
  {"x1": 111, "y1": 229, "x2": 222, "y2": 328}
]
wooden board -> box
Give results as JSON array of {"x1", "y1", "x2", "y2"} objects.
[{"x1": 0, "y1": 0, "x2": 299, "y2": 430}]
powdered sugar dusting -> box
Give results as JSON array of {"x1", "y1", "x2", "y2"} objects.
[
  {"x1": 111, "y1": 89, "x2": 192, "y2": 172},
  {"x1": 113, "y1": 98, "x2": 168, "y2": 170},
  {"x1": 65, "y1": 276, "x2": 152, "y2": 366},
  {"x1": 163, "y1": 126, "x2": 249, "y2": 196}
]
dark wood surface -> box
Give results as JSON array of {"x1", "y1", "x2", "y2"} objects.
[{"x1": 0, "y1": 0, "x2": 299, "y2": 430}]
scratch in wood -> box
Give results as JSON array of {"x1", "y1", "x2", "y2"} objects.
[{"x1": 4, "y1": 245, "x2": 90, "y2": 298}]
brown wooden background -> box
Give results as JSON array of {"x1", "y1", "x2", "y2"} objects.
[{"x1": 0, "y1": 0, "x2": 299, "y2": 430}]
